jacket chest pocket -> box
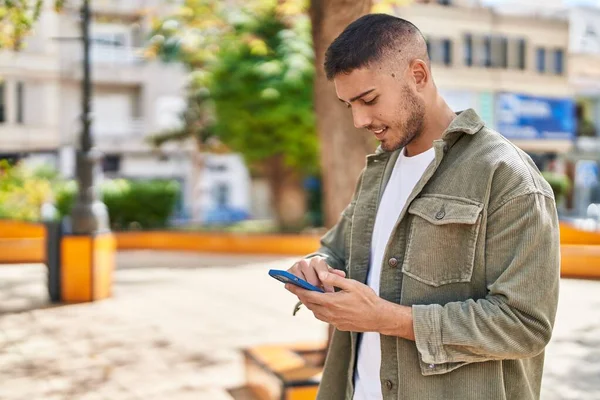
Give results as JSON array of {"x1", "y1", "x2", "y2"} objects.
[{"x1": 402, "y1": 195, "x2": 483, "y2": 287}]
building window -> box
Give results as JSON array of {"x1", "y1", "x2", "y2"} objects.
[
  {"x1": 442, "y1": 39, "x2": 452, "y2": 66},
  {"x1": 488, "y1": 36, "x2": 508, "y2": 68},
  {"x1": 467, "y1": 34, "x2": 527, "y2": 70},
  {"x1": 428, "y1": 37, "x2": 452, "y2": 66},
  {"x1": 16, "y1": 81, "x2": 24, "y2": 124},
  {"x1": 483, "y1": 36, "x2": 492, "y2": 67},
  {"x1": 214, "y1": 183, "x2": 230, "y2": 207},
  {"x1": 518, "y1": 39, "x2": 526, "y2": 70},
  {"x1": 536, "y1": 47, "x2": 546, "y2": 73},
  {"x1": 437, "y1": 0, "x2": 451, "y2": 5},
  {"x1": 554, "y1": 49, "x2": 564, "y2": 75},
  {"x1": 102, "y1": 154, "x2": 121, "y2": 173},
  {"x1": 0, "y1": 83, "x2": 5, "y2": 123},
  {"x1": 500, "y1": 37, "x2": 508, "y2": 68},
  {"x1": 464, "y1": 34, "x2": 473, "y2": 66}
]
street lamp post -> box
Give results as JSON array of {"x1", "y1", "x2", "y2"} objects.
[{"x1": 70, "y1": 0, "x2": 109, "y2": 234}]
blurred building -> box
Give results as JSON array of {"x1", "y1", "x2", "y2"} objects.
[
  {"x1": 0, "y1": 0, "x2": 200, "y2": 220},
  {"x1": 199, "y1": 154, "x2": 252, "y2": 224},
  {"x1": 402, "y1": 0, "x2": 572, "y2": 153},
  {"x1": 403, "y1": 0, "x2": 600, "y2": 217}
]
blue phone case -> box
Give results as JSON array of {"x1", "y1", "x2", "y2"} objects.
[{"x1": 268, "y1": 269, "x2": 324, "y2": 293}]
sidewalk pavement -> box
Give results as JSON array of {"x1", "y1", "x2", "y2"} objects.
[
  {"x1": 0, "y1": 251, "x2": 599, "y2": 399},
  {"x1": 0, "y1": 252, "x2": 326, "y2": 400}
]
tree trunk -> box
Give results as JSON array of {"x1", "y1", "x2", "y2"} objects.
[
  {"x1": 267, "y1": 155, "x2": 307, "y2": 231},
  {"x1": 310, "y1": 0, "x2": 374, "y2": 366},
  {"x1": 310, "y1": 0, "x2": 374, "y2": 229}
]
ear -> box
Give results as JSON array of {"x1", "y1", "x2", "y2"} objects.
[{"x1": 410, "y1": 59, "x2": 429, "y2": 91}]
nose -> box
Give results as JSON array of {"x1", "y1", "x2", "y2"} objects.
[{"x1": 351, "y1": 107, "x2": 372, "y2": 130}]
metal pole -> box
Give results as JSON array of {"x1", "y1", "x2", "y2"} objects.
[
  {"x1": 82, "y1": 0, "x2": 92, "y2": 152},
  {"x1": 70, "y1": 0, "x2": 109, "y2": 234}
]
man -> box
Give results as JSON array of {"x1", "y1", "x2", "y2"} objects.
[{"x1": 285, "y1": 14, "x2": 560, "y2": 400}]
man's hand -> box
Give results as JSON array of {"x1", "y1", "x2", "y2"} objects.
[
  {"x1": 286, "y1": 271, "x2": 416, "y2": 339},
  {"x1": 287, "y1": 256, "x2": 346, "y2": 293},
  {"x1": 286, "y1": 271, "x2": 384, "y2": 332}
]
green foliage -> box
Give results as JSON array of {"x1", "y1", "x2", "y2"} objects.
[
  {"x1": 54, "y1": 179, "x2": 76, "y2": 218},
  {"x1": 0, "y1": 0, "x2": 65, "y2": 50},
  {"x1": 56, "y1": 179, "x2": 180, "y2": 231},
  {"x1": 0, "y1": 160, "x2": 53, "y2": 221},
  {"x1": 149, "y1": 1, "x2": 318, "y2": 175},
  {"x1": 209, "y1": 9, "x2": 318, "y2": 174},
  {"x1": 541, "y1": 172, "x2": 571, "y2": 203},
  {"x1": 147, "y1": 0, "x2": 308, "y2": 68}
]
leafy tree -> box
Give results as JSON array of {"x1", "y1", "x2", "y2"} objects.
[
  {"x1": 150, "y1": 1, "x2": 317, "y2": 230},
  {"x1": 149, "y1": 0, "x2": 410, "y2": 229},
  {"x1": 0, "y1": 0, "x2": 65, "y2": 50}
]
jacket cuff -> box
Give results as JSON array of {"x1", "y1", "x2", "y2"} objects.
[{"x1": 413, "y1": 304, "x2": 447, "y2": 365}]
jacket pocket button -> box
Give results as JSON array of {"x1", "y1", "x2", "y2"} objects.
[
  {"x1": 435, "y1": 210, "x2": 445, "y2": 220},
  {"x1": 388, "y1": 257, "x2": 399, "y2": 267}
]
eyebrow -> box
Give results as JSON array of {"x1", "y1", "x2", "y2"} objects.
[{"x1": 338, "y1": 88, "x2": 376, "y2": 104}]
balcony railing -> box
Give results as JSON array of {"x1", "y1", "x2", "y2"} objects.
[
  {"x1": 89, "y1": 45, "x2": 144, "y2": 65},
  {"x1": 92, "y1": 118, "x2": 145, "y2": 139},
  {"x1": 60, "y1": 44, "x2": 145, "y2": 71}
]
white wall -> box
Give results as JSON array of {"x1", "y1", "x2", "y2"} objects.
[{"x1": 198, "y1": 154, "x2": 251, "y2": 219}]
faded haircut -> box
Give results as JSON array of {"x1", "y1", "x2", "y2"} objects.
[{"x1": 324, "y1": 13, "x2": 429, "y2": 80}]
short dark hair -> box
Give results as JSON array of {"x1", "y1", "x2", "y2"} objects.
[{"x1": 324, "y1": 14, "x2": 426, "y2": 80}]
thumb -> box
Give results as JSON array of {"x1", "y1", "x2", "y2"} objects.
[{"x1": 318, "y1": 271, "x2": 353, "y2": 291}]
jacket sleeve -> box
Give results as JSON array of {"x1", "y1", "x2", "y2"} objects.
[
  {"x1": 412, "y1": 192, "x2": 560, "y2": 370},
  {"x1": 304, "y1": 169, "x2": 365, "y2": 273}
]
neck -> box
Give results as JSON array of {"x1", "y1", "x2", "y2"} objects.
[{"x1": 405, "y1": 94, "x2": 456, "y2": 157}]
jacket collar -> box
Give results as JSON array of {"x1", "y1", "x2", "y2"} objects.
[
  {"x1": 373, "y1": 108, "x2": 485, "y2": 155},
  {"x1": 442, "y1": 108, "x2": 485, "y2": 139}
]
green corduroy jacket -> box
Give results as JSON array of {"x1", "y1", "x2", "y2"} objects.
[{"x1": 309, "y1": 109, "x2": 560, "y2": 400}]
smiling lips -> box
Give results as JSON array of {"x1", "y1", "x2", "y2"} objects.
[{"x1": 371, "y1": 126, "x2": 388, "y2": 139}]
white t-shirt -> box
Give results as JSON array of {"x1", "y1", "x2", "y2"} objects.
[{"x1": 353, "y1": 147, "x2": 435, "y2": 400}]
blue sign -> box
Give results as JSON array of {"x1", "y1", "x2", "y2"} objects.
[{"x1": 496, "y1": 93, "x2": 575, "y2": 140}]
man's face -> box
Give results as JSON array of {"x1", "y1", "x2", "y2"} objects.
[{"x1": 334, "y1": 66, "x2": 426, "y2": 152}]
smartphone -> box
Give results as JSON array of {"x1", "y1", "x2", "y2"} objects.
[{"x1": 268, "y1": 269, "x2": 324, "y2": 293}]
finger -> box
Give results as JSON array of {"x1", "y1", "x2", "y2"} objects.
[
  {"x1": 290, "y1": 259, "x2": 309, "y2": 280},
  {"x1": 285, "y1": 283, "x2": 319, "y2": 304},
  {"x1": 318, "y1": 271, "x2": 354, "y2": 291},
  {"x1": 312, "y1": 259, "x2": 335, "y2": 293},
  {"x1": 285, "y1": 283, "x2": 307, "y2": 296},
  {"x1": 302, "y1": 259, "x2": 320, "y2": 287},
  {"x1": 328, "y1": 267, "x2": 346, "y2": 278},
  {"x1": 291, "y1": 288, "x2": 328, "y2": 308},
  {"x1": 311, "y1": 306, "x2": 332, "y2": 323}
]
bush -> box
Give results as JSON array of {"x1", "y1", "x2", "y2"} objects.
[
  {"x1": 541, "y1": 172, "x2": 571, "y2": 203},
  {"x1": 0, "y1": 160, "x2": 53, "y2": 221},
  {"x1": 56, "y1": 179, "x2": 180, "y2": 230}
]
